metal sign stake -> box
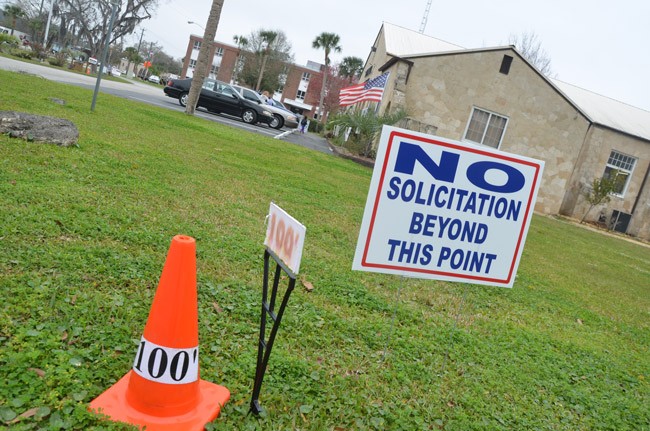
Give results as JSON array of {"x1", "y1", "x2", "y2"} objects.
[{"x1": 249, "y1": 248, "x2": 297, "y2": 415}]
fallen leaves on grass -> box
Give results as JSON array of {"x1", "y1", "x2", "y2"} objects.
[
  {"x1": 28, "y1": 368, "x2": 45, "y2": 378},
  {"x1": 302, "y1": 278, "x2": 314, "y2": 292}
]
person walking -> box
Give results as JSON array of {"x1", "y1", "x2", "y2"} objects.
[
  {"x1": 260, "y1": 90, "x2": 271, "y2": 104},
  {"x1": 299, "y1": 116, "x2": 309, "y2": 133}
]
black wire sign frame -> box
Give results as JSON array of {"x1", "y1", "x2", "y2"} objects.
[{"x1": 249, "y1": 247, "x2": 297, "y2": 415}]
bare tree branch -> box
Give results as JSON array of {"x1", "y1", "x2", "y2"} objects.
[
  {"x1": 48, "y1": 0, "x2": 158, "y2": 56},
  {"x1": 508, "y1": 31, "x2": 554, "y2": 77}
]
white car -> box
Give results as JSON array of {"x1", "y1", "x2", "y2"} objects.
[
  {"x1": 148, "y1": 75, "x2": 161, "y2": 84},
  {"x1": 231, "y1": 85, "x2": 298, "y2": 129}
]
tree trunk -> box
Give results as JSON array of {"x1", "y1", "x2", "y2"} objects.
[
  {"x1": 580, "y1": 204, "x2": 596, "y2": 224},
  {"x1": 255, "y1": 53, "x2": 269, "y2": 91},
  {"x1": 185, "y1": 0, "x2": 224, "y2": 115},
  {"x1": 317, "y1": 50, "x2": 329, "y2": 124}
]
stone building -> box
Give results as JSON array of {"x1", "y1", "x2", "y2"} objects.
[
  {"x1": 180, "y1": 34, "x2": 323, "y2": 117},
  {"x1": 361, "y1": 23, "x2": 650, "y2": 240}
]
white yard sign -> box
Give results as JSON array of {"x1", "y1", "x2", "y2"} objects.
[
  {"x1": 353, "y1": 126, "x2": 544, "y2": 288},
  {"x1": 264, "y1": 203, "x2": 306, "y2": 274}
]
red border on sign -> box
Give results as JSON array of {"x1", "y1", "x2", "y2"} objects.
[{"x1": 360, "y1": 130, "x2": 542, "y2": 285}]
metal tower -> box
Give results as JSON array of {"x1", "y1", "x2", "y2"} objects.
[{"x1": 419, "y1": 0, "x2": 433, "y2": 33}]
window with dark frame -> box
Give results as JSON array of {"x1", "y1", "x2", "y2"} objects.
[{"x1": 500, "y1": 55, "x2": 513, "y2": 75}]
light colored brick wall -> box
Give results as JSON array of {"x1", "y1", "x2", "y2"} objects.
[
  {"x1": 565, "y1": 126, "x2": 650, "y2": 239},
  {"x1": 628, "y1": 167, "x2": 650, "y2": 240},
  {"x1": 361, "y1": 32, "x2": 388, "y2": 81},
  {"x1": 382, "y1": 50, "x2": 591, "y2": 214}
]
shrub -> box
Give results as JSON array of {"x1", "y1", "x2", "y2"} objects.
[
  {"x1": 329, "y1": 108, "x2": 406, "y2": 158},
  {"x1": 308, "y1": 119, "x2": 324, "y2": 134},
  {"x1": 580, "y1": 171, "x2": 619, "y2": 223},
  {"x1": 0, "y1": 34, "x2": 19, "y2": 52},
  {"x1": 30, "y1": 42, "x2": 48, "y2": 60},
  {"x1": 10, "y1": 48, "x2": 35, "y2": 59},
  {"x1": 48, "y1": 51, "x2": 69, "y2": 67}
]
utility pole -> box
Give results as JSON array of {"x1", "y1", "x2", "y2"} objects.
[
  {"x1": 43, "y1": 0, "x2": 55, "y2": 46},
  {"x1": 142, "y1": 41, "x2": 155, "y2": 79},
  {"x1": 38, "y1": 0, "x2": 45, "y2": 43},
  {"x1": 127, "y1": 28, "x2": 144, "y2": 79},
  {"x1": 136, "y1": 28, "x2": 145, "y2": 54}
]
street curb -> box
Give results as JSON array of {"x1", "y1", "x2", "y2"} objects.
[
  {"x1": 327, "y1": 141, "x2": 375, "y2": 168},
  {"x1": 273, "y1": 129, "x2": 298, "y2": 140}
]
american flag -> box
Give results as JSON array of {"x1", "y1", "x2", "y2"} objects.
[{"x1": 339, "y1": 72, "x2": 390, "y2": 107}]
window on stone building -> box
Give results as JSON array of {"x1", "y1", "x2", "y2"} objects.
[
  {"x1": 193, "y1": 41, "x2": 201, "y2": 50},
  {"x1": 301, "y1": 72, "x2": 310, "y2": 82},
  {"x1": 189, "y1": 59, "x2": 197, "y2": 68},
  {"x1": 296, "y1": 90, "x2": 306, "y2": 100},
  {"x1": 603, "y1": 150, "x2": 637, "y2": 196},
  {"x1": 464, "y1": 107, "x2": 508, "y2": 148},
  {"x1": 215, "y1": 47, "x2": 224, "y2": 57},
  {"x1": 210, "y1": 64, "x2": 219, "y2": 75}
]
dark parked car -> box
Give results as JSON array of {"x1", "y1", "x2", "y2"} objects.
[{"x1": 163, "y1": 78, "x2": 274, "y2": 126}]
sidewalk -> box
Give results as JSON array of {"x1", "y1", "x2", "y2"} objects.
[
  {"x1": 281, "y1": 129, "x2": 331, "y2": 154},
  {"x1": 279, "y1": 129, "x2": 376, "y2": 168}
]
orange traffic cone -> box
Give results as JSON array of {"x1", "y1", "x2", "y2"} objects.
[{"x1": 90, "y1": 235, "x2": 230, "y2": 430}]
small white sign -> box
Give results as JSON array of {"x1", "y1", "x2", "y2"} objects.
[
  {"x1": 264, "y1": 203, "x2": 306, "y2": 274},
  {"x1": 353, "y1": 126, "x2": 544, "y2": 288},
  {"x1": 132, "y1": 336, "x2": 199, "y2": 385}
]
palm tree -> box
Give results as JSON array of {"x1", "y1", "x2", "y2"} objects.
[
  {"x1": 255, "y1": 30, "x2": 277, "y2": 91},
  {"x1": 123, "y1": 47, "x2": 142, "y2": 78},
  {"x1": 339, "y1": 56, "x2": 364, "y2": 83},
  {"x1": 330, "y1": 109, "x2": 406, "y2": 157},
  {"x1": 312, "y1": 32, "x2": 341, "y2": 124},
  {"x1": 233, "y1": 34, "x2": 249, "y2": 46},
  {"x1": 186, "y1": 0, "x2": 224, "y2": 115},
  {"x1": 232, "y1": 35, "x2": 249, "y2": 84},
  {"x1": 2, "y1": 4, "x2": 25, "y2": 36}
]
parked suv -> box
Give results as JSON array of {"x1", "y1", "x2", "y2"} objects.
[
  {"x1": 164, "y1": 78, "x2": 274, "y2": 126},
  {"x1": 231, "y1": 85, "x2": 299, "y2": 129}
]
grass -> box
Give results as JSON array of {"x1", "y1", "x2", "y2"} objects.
[{"x1": 0, "y1": 68, "x2": 648, "y2": 430}]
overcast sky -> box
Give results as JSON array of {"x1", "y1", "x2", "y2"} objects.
[{"x1": 140, "y1": 0, "x2": 650, "y2": 111}]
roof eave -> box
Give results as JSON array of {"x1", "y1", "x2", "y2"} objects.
[{"x1": 401, "y1": 46, "x2": 595, "y2": 125}]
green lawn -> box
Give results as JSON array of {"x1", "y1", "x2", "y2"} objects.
[{"x1": 0, "y1": 69, "x2": 648, "y2": 430}]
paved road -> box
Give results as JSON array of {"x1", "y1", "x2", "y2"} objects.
[{"x1": 0, "y1": 56, "x2": 332, "y2": 153}]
